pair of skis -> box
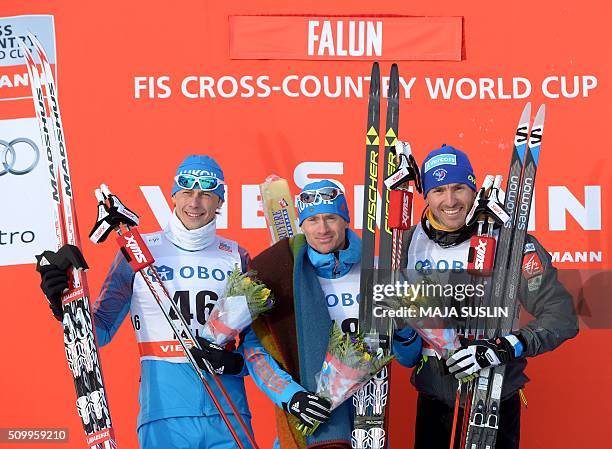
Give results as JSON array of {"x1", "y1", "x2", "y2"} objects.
[
  {"x1": 354, "y1": 62, "x2": 421, "y2": 449},
  {"x1": 457, "y1": 102, "x2": 545, "y2": 449},
  {"x1": 22, "y1": 35, "x2": 117, "y2": 448}
]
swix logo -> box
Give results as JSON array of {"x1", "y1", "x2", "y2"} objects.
[
  {"x1": 474, "y1": 239, "x2": 488, "y2": 270},
  {"x1": 522, "y1": 253, "x2": 543, "y2": 278},
  {"x1": 401, "y1": 194, "x2": 410, "y2": 227},
  {"x1": 125, "y1": 235, "x2": 147, "y2": 263},
  {"x1": 387, "y1": 169, "x2": 405, "y2": 186},
  {"x1": 279, "y1": 198, "x2": 289, "y2": 207}
]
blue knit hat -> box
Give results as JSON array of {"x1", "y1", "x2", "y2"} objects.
[
  {"x1": 171, "y1": 155, "x2": 225, "y2": 200},
  {"x1": 421, "y1": 145, "x2": 476, "y2": 197},
  {"x1": 297, "y1": 180, "x2": 350, "y2": 225}
]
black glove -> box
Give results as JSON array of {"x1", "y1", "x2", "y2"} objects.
[
  {"x1": 35, "y1": 244, "x2": 88, "y2": 321},
  {"x1": 283, "y1": 391, "x2": 331, "y2": 428},
  {"x1": 189, "y1": 336, "x2": 244, "y2": 375},
  {"x1": 446, "y1": 335, "x2": 524, "y2": 380}
]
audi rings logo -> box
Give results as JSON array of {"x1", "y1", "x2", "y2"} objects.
[{"x1": 0, "y1": 138, "x2": 40, "y2": 176}]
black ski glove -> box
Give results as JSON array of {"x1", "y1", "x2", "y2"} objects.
[
  {"x1": 283, "y1": 391, "x2": 332, "y2": 429},
  {"x1": 446, "y1": 335, "x2": 524, "y2": 380},
  {"x1": 189, "y1": 336, "x2": 244, "y2": 375},
  {"x1": 35, "y1": 244, "x2": 88, "y2": 321}
]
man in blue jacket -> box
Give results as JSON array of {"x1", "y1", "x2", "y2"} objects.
[
  {"x1": 37, "y1": 155, "x2": 327, "y2": 449},
  {"x1": 248, "y1": 180, "x2": 423, "y2": 449}
]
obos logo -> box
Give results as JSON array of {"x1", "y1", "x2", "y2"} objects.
[
  {"x1": 432, "y1": 168, "x2": 447, "y2": 182},
  {"x1": 415, "y1": 259, "x2": 433, "y2": 274},
  {"x1": 149, "y1": 265, "x2": 174, "y2": 282}
]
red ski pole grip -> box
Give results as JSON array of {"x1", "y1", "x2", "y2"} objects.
[
  {"x1": 388, "y1": 189, "x2": 413, "y2": 230},
  {"x1": 117, "y1": 229, "x2": 155, "y2": 271},
  {"x1": 467, "y1": 235, "x2": 496, "y2": 276}
]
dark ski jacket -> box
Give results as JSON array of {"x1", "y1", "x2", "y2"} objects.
[{"x1": 399, "y1": 224, "x2": 579, "y2": 407}]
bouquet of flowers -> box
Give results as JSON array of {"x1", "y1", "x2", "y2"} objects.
[
  {"x1": 296, "y1": 324, "x2": 394, "y2": 436},
  {"x1": 200, "y1": 267, "x2": 274, "y2": 346},
  {"x1": 377, "y1": 283, "x2": 460, "y2": 359}
]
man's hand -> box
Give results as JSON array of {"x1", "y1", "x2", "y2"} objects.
[
  {"x1": 284, "y1": 391, "x2": 332, "y2": 428},
  {"x1": 35, "y1": 244, "x2": 88, "y2": 321},
  {"x1": 446, "y1": 335, "x2": 523, "y2": 380},
  {"x1": 190, "y1": 336, "x2": 244, "y2": 375}
]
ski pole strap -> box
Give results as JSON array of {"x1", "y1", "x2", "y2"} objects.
[{"x1": 116, "y1": 229, "x2": 155, "y2": 271}]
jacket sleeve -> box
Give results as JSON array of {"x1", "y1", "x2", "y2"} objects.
[
  {"x1": 516, "y1": 235, "x2": 579, "y2": 357},
  {"x1": 92, "y1": 251, "x2": 135, "y2": 347},
  {"x1": 241, "y1": 326, "x2": 305, "y2": 408},
  {"x1": 392, "y1": 327, "x2": 423, "y2": 367}
]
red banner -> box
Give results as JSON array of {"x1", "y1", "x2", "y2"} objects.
[{"x1": 229, "y1": 16, "x2": 462, "y2": 60}]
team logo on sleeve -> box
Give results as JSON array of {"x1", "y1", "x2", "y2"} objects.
[{"x1": 522, "y1": 253, "x2": 543, "y2": 279}]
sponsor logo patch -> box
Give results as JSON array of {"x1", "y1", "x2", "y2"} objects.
[
  {"x1": 218, "y1": 242, "x2": 233, "y2": 253},
  {"x1": 523, "y1": 242, "x2": 536, "y2": 253},
  {"x1": 528, "y1": 275, "x2": 542, "y2": 291},
  {"x1": 152, "y1": 265, "x2": 174, "y2": 281},
  {"x1": 146, "y1": 235, "x2": 162, "y2": 247},
  {"x1": 522, "y1": 252, "x2": 543, "y2": 279},
  {"x1": 424, "y1": 154, "x2": 457, "y2": 172}
]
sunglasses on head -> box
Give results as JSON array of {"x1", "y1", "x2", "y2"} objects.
[
  {"x1": 174, "y1": 174, "x2": 224, "y2": 191},
  {"x1": 298, "y1": 187, "x2": 343, "y2": 204}
]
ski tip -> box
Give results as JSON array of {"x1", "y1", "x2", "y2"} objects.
[
  {"x1": 519, "y1": 102, "x2": 532, "y2": 124},
  {"x1": 20, "y1": 42, "x2": 35, "y2": 66},
  {"x1": 369, "y1": 62, "x2": 380, "y2": 95},
  {"x1": 533, "y1": 104, "x2": 546, "y2": 126},
  {"x1": 28, "y1": 32, "x2": 51, "y2": 64},
  {"x1": 388, "y1": 64, "x2": 399, "y2": 98},
  {"x1": 371, "y1": 61, "x2": 380, "y2": 78}
]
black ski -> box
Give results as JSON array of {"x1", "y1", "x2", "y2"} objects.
[
  {"x1": 478, "y1": 105, "x2": 545, "y2": 449},
  {"x1": 464, "y1": 104, "x2": 546, "y2": 449},
  {"x1": 354, "y1": 62, "x2": 381, "y2": 449},
  {"x1": 354, "y1": 63, "x2": 402, "y2": 449}
]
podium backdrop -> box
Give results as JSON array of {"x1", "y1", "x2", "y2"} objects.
[{"x1": 0, "y1": 1, "x2": 609, "y2": 448}]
